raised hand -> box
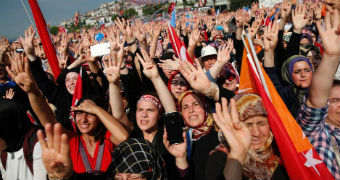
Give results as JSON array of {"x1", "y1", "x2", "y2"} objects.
[
  {"x1": 316, "y1": 9, "x2": 340, "y2": 57},
  {"x1": 157, "y1": 55, "x2": 181, "y2": 71},
  {"x1": 103, "y1": 52, "x2": 122, "y2": 84},
  {"x1": 0, "y1": 36, "x2": 9, "y2": 53},
  {"x1": 313, "y1": 2, "x2": 323, "y2": 21},
  {"x1": 248, "y1": 16, "x2": 262, "y2": 40},
  {"x1": 163, "y1": 129, "x2": 187, "y2": 158},
  {"x1": 178, "y1": 59, "x2": 211, "y2": 94},
  {"x1": 292, "y1": 4, "x2": 309, "y2": 33},
  {"x1": 263, "y1": 21, "x2": 279, "y2": 51},
  {"x1": 136, "y1": 49, "x2": 160, "y2": 80},
  {"x1": 72, "y1": 99, "x2": 100, "y2": 115},
  {"x1": 57, "y1": 54, "x2": 68, "y2": 70},
  {"x1": 19, "y1": 26, "x2": 36, "y2": 60},
  {"x1": 37, "y1": 123, "x2": 73, "y2": 179},
  {"x1": 213, "y1": 98, "x2": 251, "y2": 164},
  {"x1": 280, "y1": 0, "x2": 292, "y2": 21},
  {"x1": 3, "y1": 88, "x2": 15, "y2": 99},
  {"x1": 217, "y1": 38, "x2": 233, "y2": 65},
  {"x1": 133, "y1": 19, "x2": 146, "y2": 43},
  {"x1": 114, "y1": 18, "x2": 132, "y2": 38},
  {"x1": 6, "y1": 53, "x2": 39, "y2": 93}
]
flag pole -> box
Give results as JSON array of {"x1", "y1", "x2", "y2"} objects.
[
  {"x1": 245, "y1": 31, "x2": 272, "y2": 100},
  {"x1": 20, "y1": 0, "x2": 36, "y2": 29},
  {"x1": 168, "y1": 23, "x2": 182, "y2": 61}
]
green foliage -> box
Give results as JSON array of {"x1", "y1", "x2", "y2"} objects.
[
  {"x1": 142, "y1": 4, "x2": 166, "y2": 17},
  {"x1": 49, "y1": 26, "x2": 59, "y2": 35},
  {"x1": 229, "y1": 0, "x2": 257, "y2": 11},
  {"x1": 183, "y1": 0, "x2": 195, "y2": 7},
  {"x1": 112, "y1": 14, "x2": 120, "y2": 22},
  {"x1": 122, "y1": 8, "x2": 138, "y2": 19}
]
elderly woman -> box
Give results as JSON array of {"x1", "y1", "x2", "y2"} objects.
[
  {"x1": 178, "y1": 90, "x2": 220, "y2": 179},
  {"x1": 205, "y1": 93, "x2": 289, "y2": 180}
]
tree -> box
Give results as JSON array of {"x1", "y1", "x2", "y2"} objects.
[
  {"x1": 229, "y1": 0, "x2": 257, "y2": 11},
  {"x1": 49, "y1": 26, "x2": 59, "y2": 35},
  {"x1": 111, "y1": 14, "x2": 120, "y2": 21},
  {"x1": 142, "y1": 4, "x2": 166, "y2": 17},
  {"x1": 122, "y1": 8, "x2": 138, "y2": 19}
]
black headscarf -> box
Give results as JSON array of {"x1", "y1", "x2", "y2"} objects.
[{"x1": 107, "y1": 138, "x2": 167, "y2": 180}]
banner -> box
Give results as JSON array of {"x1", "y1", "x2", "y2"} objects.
[{"x1": 28, "y1": 0, "x2": 61, "y2": 78}]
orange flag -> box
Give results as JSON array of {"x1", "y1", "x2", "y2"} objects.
[{"x1": 239, "y1": 39, "x2": 334, "y2": 179}]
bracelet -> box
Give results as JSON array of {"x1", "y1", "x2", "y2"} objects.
[
  {"x1": 205, "y1": 83, "x2": 218, "y2": 100},
  {"x1": 125, "y1": 39, "x2": 136, "y2": 46}
]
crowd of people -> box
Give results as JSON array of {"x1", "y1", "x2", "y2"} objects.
[{"x1": 0, "y1": 0, "x2": 339, "y2": 179}]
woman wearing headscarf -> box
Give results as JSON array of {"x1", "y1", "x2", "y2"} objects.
[
  {"x1": 108, "y1": 48, "x2": 189, "y2": 179},
  {"x1": 177, "y1": 90, "x2": 220, "y2": 179},
  {"x1": 262, "y1": 21, "x2": 313, "y2": 117},
  {"x1": 21, "y1": 26, "x2": 106, "y2": 130},
  {"x1": 205, "y1": 93, "x2": 289, "y2": 180}
]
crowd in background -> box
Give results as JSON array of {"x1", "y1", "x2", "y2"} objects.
[{"x1": 0, "y1": 0, "x2": 339, "y2": 179}]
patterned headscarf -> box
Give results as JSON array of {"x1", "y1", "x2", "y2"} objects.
[
  {"x1": 178, "y1": 90, "x2": 214, "y2": 141},
  {"x1": 108, "y1": 138, "x2": 167, "y2": 180},
  {"x1": 137, "y1": 94, "x2": 163, "y2": 113}
]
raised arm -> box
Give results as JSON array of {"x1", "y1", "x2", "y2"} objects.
[
  {"x1": 104, "y1": 31, "x2": 133, "y2": 132},
  {"x1": 208, "y1": 39, "x2": 234, "y2": 80},
  {"x1": 307, "y1": 9, "x2": 340, "y2": 108},
  {"x1": 136, "y1": 49, "x2": 177, "y2": 113},
  {"x1": 263, "y1": 21, "x2": 279, "y2": 68},
  {"x1": 179, "y1": 59, "x2": 220, "y2": 101},
  {"x1": 6, "y1": 54, "x2": 57, "y2": 126},
  {"x1": 149, "y1": 23, "x2": 163, "y2": 59},
  {"x1": 187, "y1": 28, "x2": 200, "y2": 61},
  {"x1": 72, "y1": 100, "x2": 129, "y2": 145},
  {"x1": 213, "y1": 98, "x2": 251, "y2": 180}
]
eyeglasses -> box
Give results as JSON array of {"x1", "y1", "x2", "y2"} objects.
[
  {"x1": 171, "y1": 80, "x2": 187, "y2": 87},
  {"x1": 329, "y1": 98, "x2": 340, "y2": 107}
]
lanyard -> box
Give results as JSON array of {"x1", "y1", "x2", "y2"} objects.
[{"x1": 79, "y1": 139, "x2": 104, "y2": 172}]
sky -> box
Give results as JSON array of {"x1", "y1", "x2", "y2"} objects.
[{"x1": 0, "y1": 0, "x2": 116, "y2": 41}]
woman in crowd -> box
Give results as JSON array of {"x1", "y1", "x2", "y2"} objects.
[
  {"x1": 262, "y1": 21, "x2": 313, "y2": 117},
  {"x1": 205, "y1": 93, "x2": 289, "y2": 180}
]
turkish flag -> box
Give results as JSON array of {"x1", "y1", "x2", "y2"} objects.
[
  {"x1": 239, "y1": 39, "x2": 334, "y2": 179},
  {"x1": 168, "y1": 2, "x2": 175, "y2": 14},
  {"x1": 69, "y1": 68, "x2": 83, "y2": 132},
  {"x1": 167, "y1": 24, "x2": 193, "y2": 64}
]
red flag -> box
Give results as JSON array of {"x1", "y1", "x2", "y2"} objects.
[
  {"x1": 167, "y1": 24, "x2": 193, "y2": 64},
  {"x1": 28, "y1": 0, "x2": 61, "y2": 78},
  {"x1": 69, "y1": 68, "x2": 83, "y2": 132},
  {"x1": 239, "y1": 40, "x2": 334, "y2": 179},
  {"x1": 168, "y1": 2, "x2": 175, "y2": 14}
]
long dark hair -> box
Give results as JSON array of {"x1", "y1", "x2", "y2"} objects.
[
  {"x1": 0, "y1": 99, "x2": 34, "y2": 152},
  {"x1": 75, "y1": 96, "x2": 108, "y2": 144}
]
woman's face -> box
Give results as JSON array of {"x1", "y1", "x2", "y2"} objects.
[
  {"x1": 114, "y1": 173, "x2": 146, "y2": 180},
  {"x1": 291, "y1": 61, "x2": 312, "y2": 88},
  {"x1": 244, "y1": 116, "x2": 271, "y2": 150},
  {"x1": 162, "y1": 68, "x2": 174, "y2": 79},
  {"x1": 75, "y1": 109, "x2": 100, "y2": 135},
  {"x1": 181, "y1": 94, "x2": 205, "y2": 127},
  {"x1": 222, "y1": 77, "x2": 238, "y2": 92},
  {"x1": 136, "y1": 101, "x2": 160, "y2": 133},
  {"x1": 170, "y1": 74, "x2": 188, "y2": 99},
  {"x1": 65, "y1": 72, "x2": 78, "y2": 95}
]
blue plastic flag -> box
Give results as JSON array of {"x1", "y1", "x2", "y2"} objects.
[
  {"x1": 95, "y1": 33, "x2": 104, "y2": 42},
  {"x1": 170, "y1": 9, "x2": 176, "y2": 27}
]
